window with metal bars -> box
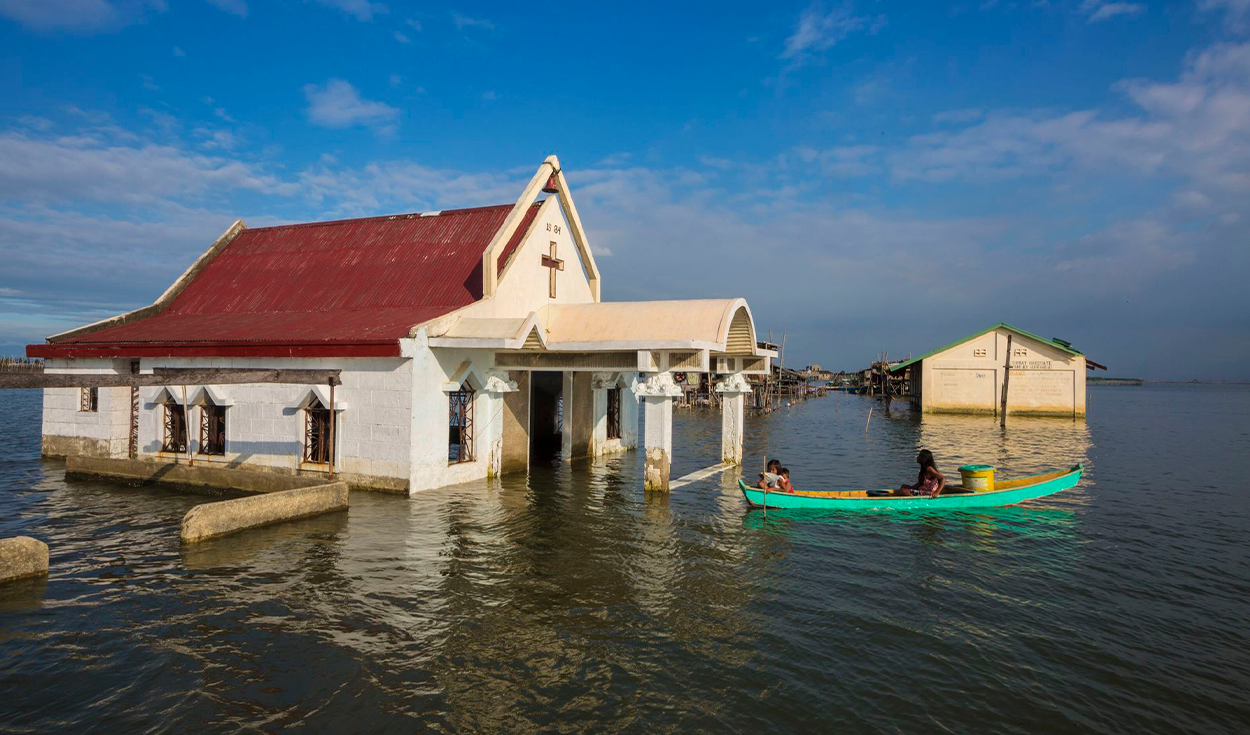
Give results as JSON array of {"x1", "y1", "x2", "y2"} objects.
[
  {"x1": 162, "y1": 402, "x2": 187, "y2": 453},
  {"x1": 606, "y1": 386, "x2": 622, "y2": 440},
  {"x1": 79, "y1": 387, "x2": 98, "y2": 413},
  {"x1": 304, "y1": 399, "x2": 333, "y2": 464},
  {"x1": 448, "y1": 384, "x2": 475, "y2": 463},
  {"x1": 199, "y1": 404, "x2": 226, "y2": 456}
]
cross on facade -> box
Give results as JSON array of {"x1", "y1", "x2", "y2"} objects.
[{"x1": 541, "y1": 241, "x2": 563, "y2": 298}]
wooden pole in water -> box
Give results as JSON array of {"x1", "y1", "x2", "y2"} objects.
[
  {"x1": 182, "y1": 384, "x2": 193, "y2": 467},
  {"x1": 328, "y1": 380, "x2": 337, "y2": 480},
  {"x1": 865, "y1": 406, "x2": 873, "y2": 433},
  {"x1": 1000, "y1": 334, "x2": 1013, "y2": 428}
]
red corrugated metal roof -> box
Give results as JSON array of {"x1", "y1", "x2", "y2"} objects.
[{"x1": 32, "y1": 203, "x2": 542, "y2": 358}]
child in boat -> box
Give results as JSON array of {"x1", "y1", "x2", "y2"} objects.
[
  {"x1": 778, "y1": 467, "x2": 797, "y2": 493},
  {"x1": 894, "y1": 449, "x2": 945, "y2": 498},
  {"x1": 757, "y1": 459, "x2": 782, "y2": 489}
]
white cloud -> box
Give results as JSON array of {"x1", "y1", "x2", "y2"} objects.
[
  {"x1": 205, "y1": 0, "x2": 246, "y2": 17},
  {"x1": 932, "y1": 108, "x2": 984, "y2": 124},
  {"x1": 303, "y1": 79, "x2": 400, "y2": 134},
  {"x1": 1081, "y1": 1, "x2": 1145, "y2": 23},
  {"x1": 0, "y1": 131, "x2": 291, "y2": 203},
  {"x1": 140, "y1": 73, "x2": 159, "y2": 91},
  {"x1": 781, "y1": 3, "x2": 868, "y2": 61},
  {"x1": 1200, "y1": 0, "x2": 1250, "y2": 31},
  {"x1": 393, "y1": 30, "x2": 409, "y2": 43},
  {"x1": 481, "y1": 90, "x2": 498, "y2": 101},
  {"x1": 451, "y1": 12, "x2": 494, "y2": 30},
  {"x1": 172, "y1": 45, "x2": 185, "y2": 56},
  {"x1": 0, "y1": 0, "x2": 165, "y2": 33},
  {"x1": 311, "y1": 0, "x2": 386, "y2": 21},
  {"x1": 404, "y1": 18, "x2": 420, "y2": 31},
  {"x1": 889, "y1": 42, "x2": 1250, "y2": 193}
]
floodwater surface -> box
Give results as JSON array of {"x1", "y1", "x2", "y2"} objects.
[{"x1": 1, "y1": 385, "x2": 1248, "y2": 733}]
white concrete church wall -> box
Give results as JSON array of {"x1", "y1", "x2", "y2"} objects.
[
  {"x1": 126, "y1": 356, "x2": 413, "y2": 484},
  {"x1": 407, "y1": 341, "x2": 505, "y2": 493},
  {"x1": 41, "y1": 358, "x2": 131, "y2": 458},
  {"x1": 463, "y1": 198, "x2": 596, "y2": 323}
]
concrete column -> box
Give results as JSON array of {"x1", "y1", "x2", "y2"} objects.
[
  {"x1": 716, "y1": 373, "x2": 752, "y2": 465},
  {"x1": 634, "y1": 372, "x2": 682, "y2": 491},
  {"x1": 483, "y1": 370, "x2": 518, "y2": 478},
  {"x1": 500, "y1": 371, "x2": 530, "y2": 475}
]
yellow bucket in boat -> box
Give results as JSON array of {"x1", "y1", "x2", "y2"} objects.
[{"x1": 959, "y1": 465, "x2": 995, "y2": 492}]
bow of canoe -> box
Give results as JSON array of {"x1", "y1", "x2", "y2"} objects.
[{"x1": 740, "y1": 465, "x2": 1083, "y2": 510}]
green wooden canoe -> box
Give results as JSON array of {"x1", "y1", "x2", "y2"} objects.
[{"x1": 739, "y1": 464, "x2": 1083, "y2": 510}]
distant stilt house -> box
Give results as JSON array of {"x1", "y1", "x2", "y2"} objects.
[
  {"x1": 27, "y1": 157, "x2": 772, "y2": 493},
  {"x1": 888, "y1": 324, "x2": 1104, "y2": 418}
]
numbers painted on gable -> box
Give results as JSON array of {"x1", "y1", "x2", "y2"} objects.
[{"x1": 546, "y1": 223, "x2": 562, "y2": 235}]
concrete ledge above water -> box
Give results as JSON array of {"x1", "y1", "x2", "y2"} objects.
[
  {"x1": 181, "y1": 483, "x2": 349, "y2": 544},
  {"x1": 64, "y1": 455, "x2": 407, "y2": 495},
  {"x1": 0, "y1": 536, "x2": 50, "y2": 583}
]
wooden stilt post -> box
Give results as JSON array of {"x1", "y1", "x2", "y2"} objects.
[
  {"x1": 328, "y1": 379, "x2": 337, "y2": 480},
  {"x1": 1000, "y1": 334, "x2": 1013, "y2": 428},
  {"x1": 182, "y1": 385, "x2": 193, "y2": 467}
]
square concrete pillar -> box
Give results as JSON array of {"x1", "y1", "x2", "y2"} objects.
[
  {"x1": 561, "y1": 371, "x2": 594, "y2": 460},
  {"x1": 484, "y1": 371, "x2": 519, "y2": 477},
  {"x1": 501, "y1": 371, "x2": 530, "y2": 475},
  {"x1": 635, "y1": 372, "x2": 682, "y2": 491},
  {"x1": 717, "y1": 373, "x2": 752, "y2": 466}
]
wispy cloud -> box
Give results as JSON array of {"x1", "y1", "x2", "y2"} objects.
[
  {"x1": 206, "y1": 0, "x2": 247, "y2": 17},
  {"x1": 303, "y1": 79, "x2": 400, "y2": 134},
  {"x1": 393, "y1": 30, "x2": 410, "y2": 43},
  {"x1": 781, "y1": 3, "x2": 869, "y2": 62},
  {"x1": 1081, "y1": 1, "x2": 1145, "y2": 23},
  {"x1": 0, "y1": 0, "x2": 165, "y2": 33},
  {"x1": 311, "y1": 0, "x2": 387, "y2": 21},
  {"x1": 933, "y1": 108, "x2": 984, "y2": 124},
  {"x1": 451, "y1": 12, "x2": 494, "y2": 30},
  {"x1": 1200, "y1": 0, "x2": 1250, "y2": 31}
]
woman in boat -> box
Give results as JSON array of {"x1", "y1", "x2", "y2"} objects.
[
  {"x1": 894, "y1": 449, "x2": 945, "y2": 498},
  {"x1": 757, "y1": 459, "x2": 782, "y2": 489}
]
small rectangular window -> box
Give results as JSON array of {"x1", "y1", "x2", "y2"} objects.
[
  {"x1": 162, "y1": 403, "x2": 187, "y2": 453},
  {"x1": 449, "y1": 384, "x2": 475, "y2": 464},
  {"x1": 199, "y1": 404, "x2": 226, "y2": 456},
  {"x1": 79, "y1": 387, "x2": 98, "y2": 412},
  {"x1": 606, "y1": 386, "x2": 622, "y2": 440},
  {"x1": 304, "y1": 400, "x2": 334, "y2": 464},
  {"x1": 1014, "y1": 348, "x2": 1028, "y2": 357},
  {"x1": 973, "y1": 348, "x2": 987, "y2": 358}
]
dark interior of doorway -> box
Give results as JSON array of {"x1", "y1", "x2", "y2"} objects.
[{"x1": 530, "y1": 371, "x2": 563, "y2": 463}]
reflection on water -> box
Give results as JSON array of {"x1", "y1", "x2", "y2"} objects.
[{"x1": 2, "y1": 386, "x2": 1250, "y2": 733}]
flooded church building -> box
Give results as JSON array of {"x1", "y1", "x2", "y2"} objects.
[{"x1": 28, "y1": 157, "x2": 772, "y2": 494}]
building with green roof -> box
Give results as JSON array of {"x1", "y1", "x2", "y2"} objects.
[{"x1": 889, "y1": 323, "x2": 1097, "y2": 418}]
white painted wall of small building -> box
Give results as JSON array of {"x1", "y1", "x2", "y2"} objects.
[
  {"x1": 43, "y1": 356, "x2": 414, "y2": 481},
  {"x1": 407, "y1": 342, "x2": 507, "y2": 492},
  {"x1": 42, "y1": 358, "x2": 131, "y2": 457},
  {"x1": 918, "y1": 329, "x2": 1086, "y2": 416}
]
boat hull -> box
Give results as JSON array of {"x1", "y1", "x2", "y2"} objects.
[{"x1": 740, "y1": 465, "x2": 1083, "y2": 510}]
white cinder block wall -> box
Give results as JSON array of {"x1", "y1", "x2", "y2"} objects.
[
  {"x1": 111, "y1": 356, "x2": 413, "y2": 484},
  {"x1": 42, "y1": 358, "x2": 131, "y2": 457}
]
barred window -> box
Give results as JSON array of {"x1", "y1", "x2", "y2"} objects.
[
  {"x1": 303, "y1": 398, "x2": 333, "y2": 464},
  {"x1": 606, "y1": 386, "x2": 622, "y2": 440},
  {"x1": 79, "y1": 387, "x2": 98, "y2": 413},
  {"x1": 448, "y1": 383, "x2": 475, "y2": 464},
  {"x1": 162, "y1": 402, "x2": 187, "y2": 453},
  {"x1": 199, "y1": 403, "x2": 226, "y2": 456}
]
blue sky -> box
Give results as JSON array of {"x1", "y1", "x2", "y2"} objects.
[{"x1": 2, "y1": 0, "x2": 1248, "y2": 379}]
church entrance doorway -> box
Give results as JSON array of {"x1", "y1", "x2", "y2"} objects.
[{"x1": 529, "y1": 371, "x2": 563, "y2": 464}]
